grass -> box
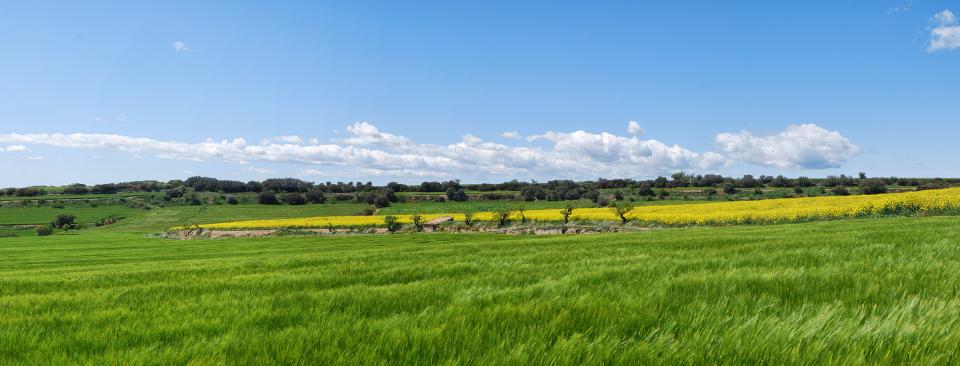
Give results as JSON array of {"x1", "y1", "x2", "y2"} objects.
[
  {"x1": 0, "y1": 206, "x2": 146, "y2": 225},
  {"x1": 1, "y1": 216, "x2": 960, "y2": 363}
]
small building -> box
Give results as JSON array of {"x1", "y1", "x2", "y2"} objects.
[{"x1": 422, "y1": 216, "x2": 453, "y2": 232}]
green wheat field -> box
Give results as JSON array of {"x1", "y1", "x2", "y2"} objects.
[{"x1": 3, "y1": 215, "x2": 960, "y2": 364}]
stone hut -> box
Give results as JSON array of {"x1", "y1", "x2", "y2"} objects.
[{"x1": 423, "y1": 216, "x2": 453, "y2": 232}]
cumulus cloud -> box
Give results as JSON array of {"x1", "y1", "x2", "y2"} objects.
[
  {"x1": 627, "y1": 120, "x2": 645, "y2": 135},
  {"x1": 0, "y1": 122, "x2": 857, "y2": 180},
  {"x1": 172, "y1": 41, "x2": 190, "y2": 52},
  {"x1": 500, "y1": 131, "x2": 521, "y2": 139},
  {"x1": 929, "y1": 10, "x2": 960, "y2": 52},
  {"x1": 715, "y1": 124, "x2": 859, "y2": 169},
  {"x1": 3, "y1": 145, "x2": 29, "y2": 152}
]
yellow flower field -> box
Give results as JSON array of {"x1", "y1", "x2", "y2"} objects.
[{"x1": 190, "y1": 187, "x2": 960, "y2": 230}]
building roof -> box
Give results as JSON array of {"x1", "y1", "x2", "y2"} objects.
[{"x1": 424, "y1": 216, "x2": 453, "y2": 225}]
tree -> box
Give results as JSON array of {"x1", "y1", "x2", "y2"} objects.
[
  {"x1": 51, "y1": 214, "x2": 76, "y2": 229},
  {"x1": 383, "y1": 215, "x2": 401, "y2": 233},
  {"x1": 611, "y1": 202, "x2": 634, "y2": 224},
  {"x1": 306, "y1": 190, "x2": 326, "y2": 204},
  {"x1": 859, "y1": 172, "x2": 867, "y2": 180},
  {"x1": 794, "y1": 185, "x2": 804, "y2": 195},
  {"x1": 445, "y1": 187, "x2": 468, "y2": 202},
  {"x1": 257, "y1": 190, "x2": 279, "y2": 205},
  {"x1": 520, "y1": 186, "x2": 545, "y2": 201},
  {"x1": 463, "y1": 211, "x2": 474, "y2": 226},
  {"x1": 411, "y1": 212, "x2": 424, "y2": 232},
  {"x1": 282, "y1": 193, "x2": 307, "y2": 205},
  {"x1": 560, "y1": 204, "x2": 574, "y2": 224},
  {"x1": 517, "y1": 206, "x2": 528, "y2": 224},
  {"x1": 637, "y1": 182, "x2": 655, "y2": 197},
  {"x1": 494, "y1": 206, "x2": 511, "y2": 227}
]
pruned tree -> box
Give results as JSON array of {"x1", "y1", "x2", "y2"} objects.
[{"x1": 611, "y1": 202, "x2": 634, "y2": 224}]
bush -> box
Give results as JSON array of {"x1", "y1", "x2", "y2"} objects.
[
  {"x1": 164, "y1": 189, "x2": 183, "y2": 201},
  {"x1": 831, "y1": 185, "x2": 850, "y2": 196},
  {"x1": 51, "y1": 214, "x2": 76, "y2": 229},
  {"x1": 282, "y1": 193, "x2": 307, "y2": 205},
  {"x1": 860, "y1": 179, "x2": 888, "y2": 195},
  {"x1": 411, "y1": 212, "x2": 424, "y2": 231},
  {"x1": 637, "y1": 183, "x2": 655, "y2": 197},
  {"x1": 35, "y1": 225, "x2": 53, "y2": 236},
  {"x1": 722, "y1": 184, "x2": 738, "y2": 194},
  {"x1": 373, "y1": 195, "x2": 391, "y2": 208},
  {"x1": 383, "y1": 215, "x2": 402, "y2": 233},
  {"x1": 257, "y1": 191, "x2": 279, "y2": 205},
  {"x1": 358, "y1": 207, "x2": 376, "y2": 216},
  {"x1": 226, "y1": 195, "x2": 239, "y2": 205}
]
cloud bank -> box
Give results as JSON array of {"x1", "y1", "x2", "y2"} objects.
[
  {"x1": 715, "y1": 124, "x2": 859, "y2": 170},
  {"x1": 0, "y1": 122, "x2": 857, "y2": 180}
]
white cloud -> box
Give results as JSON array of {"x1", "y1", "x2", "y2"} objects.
[
  {"x1": 929, "y1": 10, "x2": 960, "y2": 52},
  {"x1": 27, "y1": 156, "x2": 45, "y2": 160},
  {"x1": 627, "y1": 120, "x2": 645, "y2": 135},
  {"x1": 500, "y1": 131, "x2": 521, "y2": 139},
  {"x1": 3, "y1": 145, "x2": 29, "y2": 152},
  {"x1": 116, "y1": 113, "x2": 127, "y2": 122},
  {"x1": 0, "y1": 122, "x2": 858, "y2": 180},
  {"x1": 715, "y1": 124, "x2": 859, "y2": 169},
  {"x1": 172, "y1": 41, "x2": 190, "y2": 52}
]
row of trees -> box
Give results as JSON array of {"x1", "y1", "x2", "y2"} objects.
[{"x1": 5, "y1": 174, "x2": 957, "y2": 199}]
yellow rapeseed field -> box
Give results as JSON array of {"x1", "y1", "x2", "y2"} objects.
[{"x1": 191, "y1": 187, "x2": 960, "y2": 229}]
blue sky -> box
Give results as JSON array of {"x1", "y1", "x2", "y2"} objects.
[{"x1": 1, "y1": 0, "x2": 958, "y2": 186}]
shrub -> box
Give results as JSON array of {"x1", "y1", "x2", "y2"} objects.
[
  {"x1": 359, "y1": 207, "x2": 376, "y2": 216},
  {"x1": 35, "y1": 225, "x2": 53, "y2": 236},
  {"x1": 383, "y1": 215, "x2": 402, "y2": 233},
  {"x1": 282, "y1": 193, "x2": 307, "y2": 205},
  {"x1": 433, "y1": 196, "x2": 446, "y2": 203},
  {"x1": 257, "y1": 191, "x2": 279, "y2": 205},
  {"x1": 463, "y1": 211, "x2": 474, "y2": 226},
  {"x1": 411, "y1": 212, "x2": 423, "y2": 231},
  {"x1": 860, "y1": 179, "x2": 888, "y2": 195},
  {"x1": 373, "y1": 196, "x2": 391, "y2": 208},
  {"x1": 226, "y1": 195, "x2": 239, "y2": 205},
  {"x1": 51, "y1": 214, "x2": 76, "y2": 229},
  {"x1": 164, "y1": 189, "x2": 183, "y2": 201},
  {"x1": 831, "y1": 185, "x2": 850, "y2": 196},
  {"x1": 637, "y1": 183, "x2": 655, "y2": 197},
  {"x1": 594, "y1": 196, "x2": 609, "y2": 207},
  {"x1": 722, "y1": 184, "x2": 738, "y2": 194}
]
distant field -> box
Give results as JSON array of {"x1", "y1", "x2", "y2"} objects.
[
  {"x1": 0, "y1": 192, "x2": 154, "y2": 201},
  {"x1": 107, "y1": 203, "x2": 370, "y2": 233},
  {"x1": 2, "y1": 216, "x2": 960, "y2": 363},
  {"x1": 0, "y1": 206, "x2": 146, "y2": 225}
]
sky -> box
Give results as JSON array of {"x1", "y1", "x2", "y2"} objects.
[{"x1": 1, "y1": 0, "x2": 958, "y2": 187}]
